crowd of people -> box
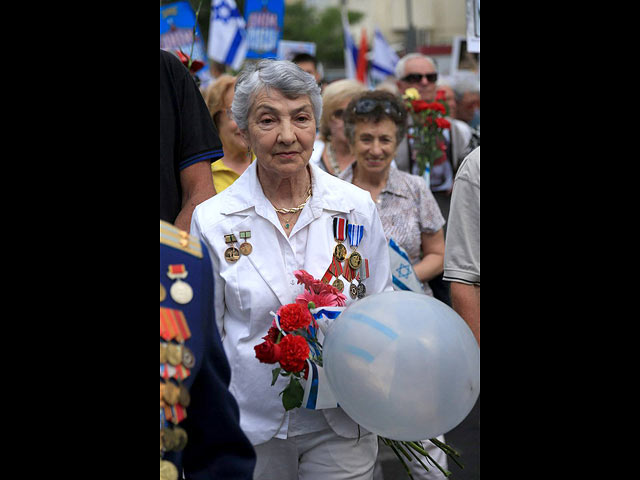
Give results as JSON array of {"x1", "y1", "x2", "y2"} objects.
[{"x1": 160, "y1": 47, "x2": 479, "y2": 480}]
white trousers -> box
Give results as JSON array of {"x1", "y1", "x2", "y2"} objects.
[{"x1": 253, "y1": 428, "x2": 378, "y2": 480}]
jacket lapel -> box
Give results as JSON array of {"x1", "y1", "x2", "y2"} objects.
[{"x1": 241, "y1": 213, "x2": 292, "y2": 307}]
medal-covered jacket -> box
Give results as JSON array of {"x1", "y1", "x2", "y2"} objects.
[
  {"x1": 160, "y1": 220, "x2": 255, "y2": 479},
  {"x1": 190, "y1": 161, "x2": 393, "y2": 446}
]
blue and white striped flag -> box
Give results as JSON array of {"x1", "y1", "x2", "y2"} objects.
[
  {"x1": 371, "y1": 28, "x2": 399, "y2": 83},
  {"x1": 389, "y1": 237, "x2": 423, "y2": 293},
  {"x1": 208, "y1": 0, "x2": 248, "y2": 70},
  {"x1": 341, "y1": 7, "x2": 357, "y2": 80}
]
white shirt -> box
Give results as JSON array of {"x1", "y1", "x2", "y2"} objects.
[{"x1": 191, "y1": 161, "x2": 393, "y2": 446}]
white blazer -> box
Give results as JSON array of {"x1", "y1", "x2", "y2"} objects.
[{"x1": 191, "y1": 161, "x2": 393, "y2": 446}]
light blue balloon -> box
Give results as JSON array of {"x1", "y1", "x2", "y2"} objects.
[{"x1": 323, "y1": 291, "x2": 480, "y2": 441}]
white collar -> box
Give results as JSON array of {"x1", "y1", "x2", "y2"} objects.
[{"x1": 219, "y1": 161, "x2": 353, "y2": 217}]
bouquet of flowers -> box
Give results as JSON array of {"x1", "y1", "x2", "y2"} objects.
[
  {"x1": 254, "y1": 270, "x2": 462, "y2": 478},
  {"x1": 402, "y1": 87, "x2": 451, "y2": 178},
  {"x1": 253, "y1": 270, "x2": 345, "y2": 410}
]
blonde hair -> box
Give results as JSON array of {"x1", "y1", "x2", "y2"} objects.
[
  {"x1": 319, "y1": 79, "x2": 367, "y2": 141},
  {"x1": 203, "y1": 74, "x2": 237, "y2": 128}
]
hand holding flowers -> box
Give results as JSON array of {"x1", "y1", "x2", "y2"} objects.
[
  {"x1": 402, "y1": 87, "x2": 451, "y2": 177},
  {"x1": 253, "y1": 270, "x2": 345, "y2": 411}
]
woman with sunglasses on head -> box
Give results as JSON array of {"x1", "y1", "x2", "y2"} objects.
[
  {"x1": 204, "y1": 75, "x2": 254, "y2": 193},
  {"x1": 309, "y1": 79, "x2": 366, "y2": 176},
  {"x1": 340, "y1": 90, "x2": 449, "y2": 480},
  {"x1": 340, "y1": 90, "x2": 446, "y2": 298}
]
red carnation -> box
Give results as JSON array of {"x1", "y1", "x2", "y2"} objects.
[
  {"x1": 278, "y1": 335, "x2": 310, "y2": 373},
  {"x1": 263, "y1": 326, "x2": 280, "y2": 343},
  {"x1": 411, "y1": 100, "x2": 431, "y2": 112},
  {"x1": 277, "y1": 303, "x2": 312, "y2": 332},
  {"x1": 254, "y1": 340, "x2": 281, "y2": 364},
  {"x1": 422, "y1": 102, "x2": 445, "y2": 114},
  {"x1": 436, "y1": 118, "x2": 451, "y2": 129}
]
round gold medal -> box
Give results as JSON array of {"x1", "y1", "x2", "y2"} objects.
[
  {"x1": 163, "y1": 381, "x2": 180, "y2": 405},
  {"x1": 160, "y1": 459, "x2": 179, "y2": 480},
  {"x1": 348, "y1": 251, "x2": 362, "y2": 269},
  {"x1": 332, "y1": 278, "x2": 344, "y2": 292},
  {"x1": 167, "y1": 344, "x2": 182, "y2": 366},
  {"x1": 160, "y1": 342, "x2": 168, "y2": 363},
  {"x1": 334, "y1": 243, "x2": 347, "y2": 262},
  {"x1": 239, "y1": 242, "x2": 253, "y2": 256},
  {"x1": 178, "y1": 385, "x2": 191, "y2": 407},
  {"x1": 224, "y1": 247, "x2": 240, "y2": 263},
  {"x1": 172, "y1": 426, "x2": 189, "y2": 451},
  {"x1": 160, "y1": 283, "x2": 166, "y2": 302},
  {"x1": 162, "y1": 427, "x2": 178, "y2": 451}
]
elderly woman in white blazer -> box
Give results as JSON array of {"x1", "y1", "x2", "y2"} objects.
[{"x1": 191, "y1": 59, "x2": 393, "y2": 480}]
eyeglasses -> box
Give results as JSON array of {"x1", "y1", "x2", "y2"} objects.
[
  {"x1": 352, "y1": 98, "x2": 403, "y2": 119},
  {"x1": 401, "y1": 72, "x2": 438, "y2": 84}
]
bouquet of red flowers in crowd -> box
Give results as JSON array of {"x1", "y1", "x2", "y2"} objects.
[
  {"x1": 254, "y1": 270, "x2": 346, "y2": 411},
  {"x1": 402, "y1": 87, "x2": 451, "y2": 177}
]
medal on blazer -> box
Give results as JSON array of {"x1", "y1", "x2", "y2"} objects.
[
  {"x1": 162, "y1": 380, "x2": 180, "y2": 405},
  {"x1": 321, "y1": 255, "x2": 344, "y2": 284},
  {"x1": 346, "y1": 224, "x2": 364, "y2": 270},
  {"x1": 343, "y1": 260, "x2": 357, "y2": 298},
  {"x1": 239, "y1": 231, "x2": 253, "y2": 256},
  {"x1": 160, "y1": 459, "x2": 178, "y2": 480},
  {"x1": 160, "y1": 307, "x2": 195, "y2": 369},
  {"x1": 167, "y1": 343, "x2": 182, "y2": 366},
  {"x1": 160, "y1": 363, "x2": 191, "y2": 381},
  {"x1": 224, "y1": 234, "x2": 240, "y2": 263},
  {"x1": 167, "y1": 264, "x2": 193, "y2": 304},
  {"x1": 357, "y1": 259, "x2": 369, "y2": 298},
  {"x1": 160, "y1": 283, "x2": 166, "y2": 302},
  {"x1": 171, "y1": 425, "x2": 189, "y2": 451},
  {"x1": 332, "y1": 218, "x2": 348, "y2": 262},
  {"x1": 332, "y1": 278, "x2": 345, "y2": 292}
]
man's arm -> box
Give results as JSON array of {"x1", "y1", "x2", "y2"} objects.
[
  {"x1": 450, "y1": 282, "x2": 480, "y2": 346},
  {"x1": 174, "y1": 161, "x2": 217, "y2": 232}
]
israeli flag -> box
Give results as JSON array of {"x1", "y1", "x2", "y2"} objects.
[
  {"x1": 341, "y1": 7, "x2": 357, "y2": 80},
  {"x1": 208, "y1": 0, "x2": 248, "y2": 70},
  {"x1": 389, "y1": 237, "x2": 424, "y2": 293},
  {"x1": 371, "y1": 28, "x2": 399, "y2": 83},
  {"x1": 302, "y1": 307, "x2": 344, "y2": 410}
]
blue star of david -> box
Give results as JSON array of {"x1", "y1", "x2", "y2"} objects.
[
  {"x1": 214, "y1": 1, "x2": 239, "y2": 23},
  {"x1": 395, "y1": 263, "x2": 412, "y2": 279}
]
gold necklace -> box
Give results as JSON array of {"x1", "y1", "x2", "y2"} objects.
[
  {"x1": 273, "y1": 186, "x2": 312, "y2": 230},
  {"x1": 272, "y1": 187, "x2": 312, "y2": 214}
]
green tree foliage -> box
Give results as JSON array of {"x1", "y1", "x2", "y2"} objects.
[{"x1": 283, "y1": 1, "x2": 363, "y2": 68}]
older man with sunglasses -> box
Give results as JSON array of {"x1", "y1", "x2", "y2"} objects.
[
  {"x1": 393, "y1": 53, "x2": 477, "y2": 309},
  {"x1": 394, "y1": 53, "x2": 476, "y2": 222}
]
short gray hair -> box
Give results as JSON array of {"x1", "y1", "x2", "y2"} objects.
[
  {"x1": 232, "y1": 59, "x2": 322, "y2": 131},
  {"x1": 394, "y1": 53, "x2": 437, "y2": 79}
]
